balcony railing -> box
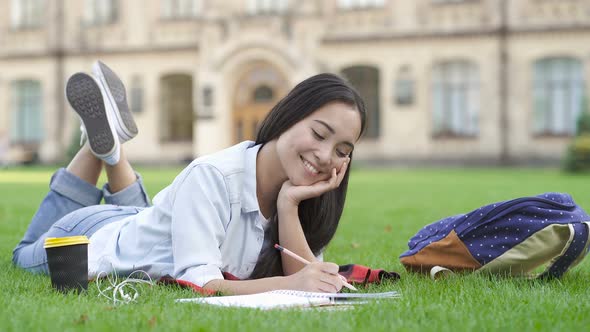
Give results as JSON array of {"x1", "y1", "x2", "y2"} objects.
[
  {"x1": 0, "y1": 28, "x2": 54, "y2": 56},
  {"x1": 149, "y1": 19, "x2": 204, "y2": 47},
  {"x1": 326, "y1": 7, "x2": 393, "y2": 37},
  {"x1": 417, "y1": 0, "x2": 493, "y2": 32},
  {"x1": 517, "y1": 0, "x2": 590, "y2": 28}
]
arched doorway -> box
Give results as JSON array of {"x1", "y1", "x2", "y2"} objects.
[{"x1": 233, "y1": 63, "x2": 288, "y2": 143}]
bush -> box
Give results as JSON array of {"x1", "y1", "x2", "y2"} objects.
[
  {"x1": 563, "y1": 134, "x2": 590, "y2": 172},
  {"x1": 563, "y1": 98, "x2": 590, "y2": 172},
  {"x1": 575, "y1": 105, "x2": 590, "y2": 135},
  {"x1": 64, "y1": 127, "x2": 82, "y2": 163}
]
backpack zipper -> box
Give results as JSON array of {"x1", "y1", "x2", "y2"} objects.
[{"x1": 457, "y1": 196, "x2": 574, "y2": 236}]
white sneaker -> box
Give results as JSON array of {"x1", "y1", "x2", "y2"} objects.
[
  {"x1": 66, "y1": 73, "x2": 120, "y2": 166},
  {"x1": 92, "y1": 61, "x2": 138, "y2": 143}
]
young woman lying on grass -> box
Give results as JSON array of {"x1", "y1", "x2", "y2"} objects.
[{"x1": 12, "y1": 61, "x2": 367, "y2": 295}]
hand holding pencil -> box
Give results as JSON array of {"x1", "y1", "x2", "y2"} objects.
[{"x1": 274, "y1": 244, "x2": 357, "y2": 292}]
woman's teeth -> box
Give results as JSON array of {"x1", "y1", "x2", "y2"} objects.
[{"x1": 302, "y1": 159, "x2": 319, "y2": 174}]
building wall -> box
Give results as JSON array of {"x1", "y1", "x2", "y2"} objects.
[
  {"x1": 0, "y1": 0, "x2": 589, "y2": 164},
  {"x1": 507, "y1": 30, "x2": 590, "y2": 161}
]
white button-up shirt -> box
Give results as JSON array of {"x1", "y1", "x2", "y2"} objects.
[{"x1": 88, "y1": 141, "x2": 269, "y2": 287}]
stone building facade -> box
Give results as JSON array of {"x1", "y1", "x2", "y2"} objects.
[{"x1": 0, "y1": 0, "x2": 589, "y2": 165}]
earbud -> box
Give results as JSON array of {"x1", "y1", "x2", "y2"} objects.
[{"x1": 95, "y1": 269, "x2": 153, "y2": 305}]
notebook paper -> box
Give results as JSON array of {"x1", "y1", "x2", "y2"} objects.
[
  {"x1": 270, "y1": 290, "x2": 400, "y2": 299},
  {"x1": 175, "y1": 290, "x2": 400, "y2": 309}
]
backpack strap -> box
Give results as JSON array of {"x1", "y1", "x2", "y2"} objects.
[{"x1": 539, "y1": 222, "x2": 589, "y2": 279}]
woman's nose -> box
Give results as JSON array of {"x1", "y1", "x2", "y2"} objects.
[{"x1": 313, "y1": 146, "x2": 332, "y2": 167}]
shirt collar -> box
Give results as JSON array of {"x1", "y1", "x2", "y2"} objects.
[{"x1": 241, "y1": 143, "x2": 262, "y2": 213}]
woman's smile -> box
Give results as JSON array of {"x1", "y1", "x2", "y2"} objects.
[{"x1": 300, "y1": 155, "x2": 321, "y2": 177}]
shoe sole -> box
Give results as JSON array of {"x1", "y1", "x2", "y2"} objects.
[
  {"x1": 93, "y1": 61, "x2": 138, "y2": 141},
  {"x1": 66, "y1": 73, "x2": 116, "y2": 156}
]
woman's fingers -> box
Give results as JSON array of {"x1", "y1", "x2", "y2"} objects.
[
  {"x1": 318, "y1": 282, "x2": 339, "y2": 293},
  {"x1": 318, "y1": 272, "x2": 343, "y2": 293},
  {"x1": 317, "y1": 262, "x2": 343, "y2": 293},
  {"x1": 319, "y1": 168, "x2": 340, "y2": 191},
  {"x1": 318, "y1": 262, "x2": 340, "y2": 275},
  {"x1": 326, "y1": 158, "x2": 349, "y2": 190},
  {"x1": 281, "y1": 158, "x2": 350, "y2": 203},
  {"x1": 328, "y1": 168, "x2": 338, "y2": 187},
  {"x1": 335, "y1": 160, "x2": 348, "y2": 187},
  {"x1": 326, "y1": 162, "x2": 346, "y2": 190},
  {"x1": 302, "y1": 174, "x2": 336, "y2": 198},
  {"x1": 293, "y1": 262, "x2": 343, "y2": 293}
]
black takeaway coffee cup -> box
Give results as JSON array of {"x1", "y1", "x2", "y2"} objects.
[{"x1": 44, "y1": 236, "x2": 90, "y2": 293}]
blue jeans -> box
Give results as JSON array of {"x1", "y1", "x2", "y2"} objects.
[{"x1": 12, "y1": 168, "x2": 151, "y2": 274}]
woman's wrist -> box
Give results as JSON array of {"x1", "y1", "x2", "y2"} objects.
[
  {"x1": 277, "y1": 192, "x2": 299, "y2": 209},
  {"x1": 277, "y1": 199, "x2": 298, "y2": 221},
  {"x1": 277, "y1": 275, "x2": 292, "y2": 289}
]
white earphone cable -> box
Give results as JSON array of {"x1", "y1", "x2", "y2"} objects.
[{"x1": 95, "y1": 270, "x2": 154, "y2": 305}]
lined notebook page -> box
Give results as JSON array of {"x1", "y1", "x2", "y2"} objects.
[
  {"x1": 176, "y1": 292, "x2": 331, "y2": 309},
  {"x1": 175, "y1": 290, "x2": 400, "y2": 309},
  {"x1": 269, "y1": 290, "x2": 401, "y2": 299}
]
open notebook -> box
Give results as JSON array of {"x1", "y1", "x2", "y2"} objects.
[{"x1": 175, "y1": 290, "x2": 401, "y2": 309}]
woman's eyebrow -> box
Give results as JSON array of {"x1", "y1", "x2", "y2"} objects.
[
  {"x1": 314, "y1": 120, "x2": 335, "y2": 134},
  {"x1": 313, "y1": 120, "x2": 355, "y2": 150}
]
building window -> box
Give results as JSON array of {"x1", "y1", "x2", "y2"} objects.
[
  {"x1": 432, "y1": 61, "x2": 480, "y2": 137},
  {"x1": 342, "y1": 66, "x2": 381, "y2": 139},
  {"x1": 247, "y1": 0, "x2": 289, "y2": 15},
  {"x1": 130, "y1": 76, "x2": 143, "y2": 114},
  {"x1": 431, "y1": 0, "x2": 473, "y2": 4},
  {"x1": 84, "y1": 0, "x2": 118, "y2": 25},
  {"x1": 160, "y1": 74, "x2": 194, "y2": 142},
  {"x1": 161, "y1": 0, "x2": 202, "y2": 19},
  {"x1": 197, "y1": 86, "x2": 214, "y2": 119},
  {"x1": 11, "y1": 0, "x2": 44, "y2": 29},
  {"x1": 253, "y1": 85, "x2": 274, "y2": 102},
  {"x1": 10, "y1": 80, "x2": 43, "y2": 144},
  {"x1": 533, "y1": 57, "x2": 586, "y2": 136},
  {"x1": 395, "y1": 65, "x2": 415, "y2": 106},
  {"x1": 337, "y1": 0, "x2": 385, "y2": 10},
  {"x1": 202, "y1": 86, "x2": 213, "y2": 107}
]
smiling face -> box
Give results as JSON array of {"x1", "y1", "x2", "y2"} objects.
[{"x1": 274, "y1": 101, "x2": 362, "y2": 186}]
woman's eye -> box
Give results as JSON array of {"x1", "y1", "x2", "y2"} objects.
[
  {"x1": 336, "y1": 150, "x2": 346, "y2": 157},
  {"x1": 312, "y1": 130, "x2": 324, "y2": 140}
]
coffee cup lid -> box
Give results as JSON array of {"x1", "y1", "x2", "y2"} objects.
[{"x1": 44, "y1": 236, "x2": 90, "y2": 248}]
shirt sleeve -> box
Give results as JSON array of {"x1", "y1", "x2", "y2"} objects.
[{"x1": 169, "y1": 164, "x2": 230, "y2": 287}]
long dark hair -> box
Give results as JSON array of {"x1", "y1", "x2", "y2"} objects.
[{"x1": 249, "y1": 73, "x2": 367, "y2": 279}]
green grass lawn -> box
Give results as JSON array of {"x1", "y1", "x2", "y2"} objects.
[{"x1": 1, "y1": 166, "x2": 590, "y2": 331}]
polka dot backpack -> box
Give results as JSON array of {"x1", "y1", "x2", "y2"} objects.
[{"x1": 400, "y1": 192, "x2": 590, "y2": 279}]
